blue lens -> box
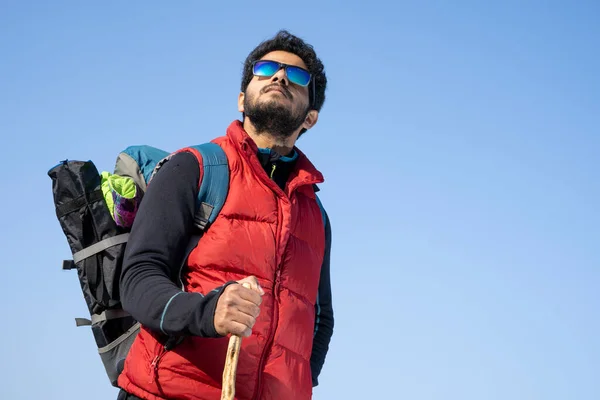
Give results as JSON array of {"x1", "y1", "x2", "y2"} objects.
[
  {"x1": 253, "y1": 60, "x2": 311, "y2": 87},
  {"x1": 285, "y1": 66, "x2": 311, "y2": 87},
  {"x1": 253, "y1": 60, "x2": 280, "y2": 77}
]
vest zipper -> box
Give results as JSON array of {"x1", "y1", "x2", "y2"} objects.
[
  {"x1": 253, "y1": 196, "x2": 286, "y2": 399},
  {"x1": 149, "y1": 346, "x2": 167, "y2": 385},
  {"x1": 254, "y1": 266, "x2": 281, "y2": 399},
  {"x1": 243, "y1": 148, "x2": 321, "y2": 398}
]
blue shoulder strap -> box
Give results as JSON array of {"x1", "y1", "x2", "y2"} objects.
[
  {"x1": 170, "y1": 143, "x2": 229, "y2": 295},
  {"x1": 189, "y1": 143, "x2": 230, "y2": 232}
]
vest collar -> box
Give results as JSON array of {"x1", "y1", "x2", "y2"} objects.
[{"x1": 226, "y1": 120, "x2": 324, "y2": 194}]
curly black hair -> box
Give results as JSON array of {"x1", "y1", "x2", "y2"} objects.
[{"x1": 241, "y1": 30, "x2": 327, "y2": 113}]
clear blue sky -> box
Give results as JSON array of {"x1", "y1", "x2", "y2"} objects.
[{"x1": 1, "y1": 1, "x2": 598, "y2": 399}]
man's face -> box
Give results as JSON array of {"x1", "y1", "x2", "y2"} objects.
[{"x1": 239, "y1": 50, "x2": 316, "y2": 141}]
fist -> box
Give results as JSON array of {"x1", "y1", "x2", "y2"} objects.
[{"x1": 214, "y1": 276, "x2": 264, "y2": 337}]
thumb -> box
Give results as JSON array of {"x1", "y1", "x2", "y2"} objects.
[{"x1": 238, "y1": 275, "x2": 264, "y2": 296}]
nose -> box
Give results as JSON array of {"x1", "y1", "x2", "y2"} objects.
[{"x1": 270, "y1": 66, "x2": 288, "y2": 86}]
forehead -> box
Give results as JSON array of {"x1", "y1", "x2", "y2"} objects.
[{"x1": 259, "y1": 50, "x2": 308, "y2": 70}]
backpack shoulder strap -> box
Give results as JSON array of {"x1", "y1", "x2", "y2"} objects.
[
  {"x1": 312, "y1": 184, "x2": 327, "y2": 230},
  {"x1": 315, "y1": 194, "x2": 327, "y2": 230},
  {"x1": 174, "y1": 142, "x2": 229, "y2": 292},
  {"x1": 188, "y1": 142, "x2": 230, "y2": 232}
]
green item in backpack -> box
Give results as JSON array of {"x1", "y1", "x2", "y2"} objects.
[{"x1": 101, "y1": 172, "x2": 144, "y2": 229}]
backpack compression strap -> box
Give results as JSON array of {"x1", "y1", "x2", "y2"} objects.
[{"x1": 71, "y1": 234, "x2": 130, "y2": 265}]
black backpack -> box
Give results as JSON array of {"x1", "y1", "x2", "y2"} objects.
[{"x1": 48, "y1": 143, "x2": 230, "y2": 386}]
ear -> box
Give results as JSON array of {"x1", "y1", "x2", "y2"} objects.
[
  {"x1": 302, "y1": 110, "x2": 319, "y2": 131},
  {"x1": 238, "y1": 92, "x2": 245, "y2": 113}
]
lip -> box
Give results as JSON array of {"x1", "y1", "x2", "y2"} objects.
[{"x1": 264, "y1": 86, "x2": 289, "y2": 98}]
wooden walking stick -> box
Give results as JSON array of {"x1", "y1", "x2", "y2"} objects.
[
  {"x1": 221, "y1": 330, "x2": 243, "y2": 399},
  {"x1": 221, "y1": 282, "x2": 252, "y2": 400}
]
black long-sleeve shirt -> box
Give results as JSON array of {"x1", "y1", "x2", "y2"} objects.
[{"x1": 120, "y1": 149, "x2": 333, "y2": 386}]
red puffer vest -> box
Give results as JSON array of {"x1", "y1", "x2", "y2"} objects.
[{"x1": 118, "y1": 120, "x2": 326, "y2": 400}]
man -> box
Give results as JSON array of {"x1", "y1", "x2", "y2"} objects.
[{"x1": 117, "y1": 30, "x2": 334, "y2": 400}]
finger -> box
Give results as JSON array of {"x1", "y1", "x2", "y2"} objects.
[
  {"x1": 220, "y1": 288, "x2": 262, "y2": 318},
  {"x1": 234, "y1": 301, "x2": 261, "y2": 319},
  {"x1": 220, "y1": 290, "x2": 260, "y2": 315},
  {"x1": 226, "y1": 320, "x2": 253, "y2": 338},
  {"x1": 233, "y1": 285, "x2": 263, "y2": 306},
  {"x1": 229, "y1": 311, "x2": 256, "y2": 333}
]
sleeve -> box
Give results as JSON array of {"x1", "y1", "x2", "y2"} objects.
[
  {"x1": 119, "y1": 151, "x2": 228, "y2": 338},
  {"x1": 310, "y1": 211, "x2": 334, "y2": 387}
]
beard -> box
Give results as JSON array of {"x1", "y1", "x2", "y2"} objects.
[{"x1": 244, "y1": 88, "x2": 309, "y2": 141}]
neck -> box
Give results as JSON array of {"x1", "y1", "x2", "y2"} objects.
[{"x1": 243, "y1": 118, "x2": 298, "y2": 156}]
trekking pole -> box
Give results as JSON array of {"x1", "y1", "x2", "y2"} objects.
[{"x1": 221, "y1": 282, "x2": 251, "y2": 400}]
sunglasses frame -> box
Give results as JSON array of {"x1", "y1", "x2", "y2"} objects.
[{"x1": 252, "y1": 60, "x2": 316, "y2": 107}]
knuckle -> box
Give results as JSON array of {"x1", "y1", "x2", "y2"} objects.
[
  {"x1": 224, "y1": 295, "x2": 236, "y2": 307},
  {"x1": 225, "y1": 308, "x2": 235, "y2": 319}
]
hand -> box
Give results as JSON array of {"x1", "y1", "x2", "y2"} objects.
[{"x1": 214, "y1": 276, "x2": 265, "y2": 337}]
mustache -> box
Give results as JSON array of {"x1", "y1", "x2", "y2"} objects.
[{"x1": 262, "y1": 83, "x2": 291, "y2": 98}]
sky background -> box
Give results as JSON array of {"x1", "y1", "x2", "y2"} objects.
[{"x1": 1, "y1": 1, "x2": 598, "y2": 399}]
